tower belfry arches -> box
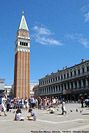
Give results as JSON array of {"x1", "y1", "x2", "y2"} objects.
[{"x1": 14, "y1": 12, "x2": 30, "y2": 99}]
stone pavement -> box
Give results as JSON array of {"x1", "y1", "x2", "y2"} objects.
[{"x1": 0, "y1": 103, "x2": 89, "y2": 133}]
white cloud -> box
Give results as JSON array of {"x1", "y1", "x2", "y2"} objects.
[
  {"x1": 78, "y1": 38, "x2": 89, "y2": 48},
  {"x1": 84, "y1": 12, "x2": 89, "y2": 22},
  {"x1": 32, "y1": 25, "x2": 63, "y2": 46},
  {"x1": 36, "y1": 36, "x2": 63, "y2": 46},
  {"x1": 80, "y1": 5, "x2": 88, "y2": 13},
  {"x1": 33, "y1": 26, "x2": 53, "y2": 35},
  {"x1": 66, "y1": 33, "x2": 89, "y2": 48},
  {"x1": 66, "y1": 34, "x2": 82, "y2": 40},
  {"x1": 81, "y1": 5, "x2": 89, "y2": 22}
]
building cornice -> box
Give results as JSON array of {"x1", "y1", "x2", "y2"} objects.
[{"x1": 39, "y1": 60, "x2": 89, "y2": 81}]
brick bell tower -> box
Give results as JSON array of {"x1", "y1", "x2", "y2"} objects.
[{"x1": 14, "y1": 11, "x2": 30, "y2": 99}]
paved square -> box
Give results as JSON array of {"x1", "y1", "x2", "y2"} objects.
[{"x1": 0, "y1": 103, "x2": 89, "y2": 133}]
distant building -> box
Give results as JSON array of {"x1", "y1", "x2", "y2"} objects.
[
  {"x1": 0, "y1": 79, "x2": 5, "y2": 96},
  {"x1": 35, "y1": 59, "x2": 89, "y2": 100},
  {"x1": 33, "y1": 84, "x2": 39, "y2": 98},
  {"x1": 4, "y1": 85, "x2": 14, "y2": 98},
  {"x1": 30, "y1": 83, "x2": 39, "y2": 97}
]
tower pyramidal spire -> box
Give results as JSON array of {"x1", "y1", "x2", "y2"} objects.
[
  {"x1": 14, "y1": 11, "x2": 30, "y2": 99},
  {"x1": 19, "y1": 11, "x2": 29, "y2": 31}
]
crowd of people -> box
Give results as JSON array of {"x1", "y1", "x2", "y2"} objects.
[
  {"x1": 0, "y1": 96, "x2": 66, "y2": 110},
  {"x1": 0, "y1": 95, "x2": 88, "y2": 121},
  {"x1": 0, "y1": 96, "x2": 67, "y2": 118}
]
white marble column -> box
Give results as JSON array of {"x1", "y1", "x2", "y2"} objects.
[
  {"x1": 55, "y1": 86, "x2": 56, "y2": 92},
  {"x1": 60, "y1": 84, "x2": 62, "y2": 91},
  {"x1": 73, "y1": 82, "x2": 75, "y2": 89},
  {"x1": 63, "y1": 84, "x2": 65, "y2": 90},
  {"x1": 85, "y1": 65, "x2": 87, "y2": 73},
  {"x1": 57, "y1": 76, "x2": 58, "y2": 81},
  {"x1": 43, "y1": 89, "x2": 44, "y2": 94},
  {"x1": 66, "y1": 73, "x2": 67, "y2": 79},
  {"x1": 52, "y1": 78, "x2": 53, "y2": 82},
  {"x1": 57, "y1": 86, "x2": 59, "y2": 92},
  {"x1": 60, "y1": 75, "x2": 61, "y2": 80},
  {"x1": 62, "y1": 74, "x2": 64, "y2": 79},
  {"x1": 69, "y1": 82, "x2": 72, "y2": 89},
  {"x1": 80, "y1": 67, "x2": 82, "y2": 74},
  {"x1": 86, "y1": 79, "x2": 88, "y2": 87},
  {"x1": 69, "y1": 71, "x2": 71, "y2": 77},
  {"x1": 66, "y1": 83, "x2": 68, "y2": 89},
  {"x1": 81, "y1": 80, "x2": 84, "y2": 87},
  {"x1": 72, "y1": 71, "x2": 74, "y2": 76},
  {"x1": 77, "y1": 81, "x2": 79, "y2": 88},
  {"x1": 76, "y1": 69, "x2": 78, "y2": 75},
  {"x1": 48, "y1": 88, "x2": 49, "y2": 93},
  {"x1": 50, "y1": 79, "x2": 51, "y2": 83}
]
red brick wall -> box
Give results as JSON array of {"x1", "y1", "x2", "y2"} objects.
[{"x1": 14, "y1": 51, "x2": 30, "y2": 99}]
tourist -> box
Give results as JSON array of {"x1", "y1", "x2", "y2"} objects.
[
  {"x1": 52, "y1": 97, "x2": 56, "y2": 108},
  {"x1": 61, "y1": 99, "x2": 67, "y2": 115},
  {"x1": 48, "y1": 106, "x2": 55, "y2": 114},
  {"x1": 81, "y1": 97, "x2": 84, "y2": 108},
  {"x1": 24, "y1": 97, "x2": 29, "y2": 110},
  {"x1": 34, "y1": 98, "x2": 38, "y2": 108},
  {"x1": 14, "y1": 108, "x2": 24, "y2": 121},
  {"x1": 21, "y1": 98, "x2": 24, "y2": 108},
  {"x1": 13, "y1": 98, "x2": 17, "y2": 109},
  {"x1": 30, "y1": 96, "x2": 35, "y2": 108},
  {"x1": 38, "y1": 96, "x2": 41, "y2": 109},
  {"x1": 27, "y1": 108, "x2": 36, "y2": 121},
  {"x1": 0, "y1": 96, "x2": 7, "y2": 116},
  {"x1": 43, "y1": 97, "x2": 47, "y2": 110},
  {"x1": 6, "y1": 96, "x2": 10, "y2": 112}
]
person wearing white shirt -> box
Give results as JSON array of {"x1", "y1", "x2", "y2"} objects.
[
  {"x1": 61, "y1": 100, "x2": 67, "y2": 115},
  {"x1": 0, "y1": 96, "x2": 7, "y2": 116}
]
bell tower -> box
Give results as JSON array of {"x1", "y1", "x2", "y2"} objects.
[{"x1": 14, "y1": 11, "x2": 30, "y2": 99}]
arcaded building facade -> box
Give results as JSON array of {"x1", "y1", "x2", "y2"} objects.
[
  {"x1": 14, "y1": 12, "x2": 30, "y2": 99},
  {"x1": 38, "y1": 59, "x2": 89, "y2": 100}
]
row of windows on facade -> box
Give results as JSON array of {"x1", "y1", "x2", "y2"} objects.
[
  {"x1": 39, "y1": 79, "x2": 89, "y2": 94},
  {"x1": 20, "y1": 42, "x2": 28, "y2": 46},
  {"x1": 40, "y1": 66, "x2": 89, "y2": 86}
]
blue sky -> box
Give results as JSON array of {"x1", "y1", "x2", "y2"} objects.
[{"x1": 0, "y1": 0, "x2": 89, "y2": 85}]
